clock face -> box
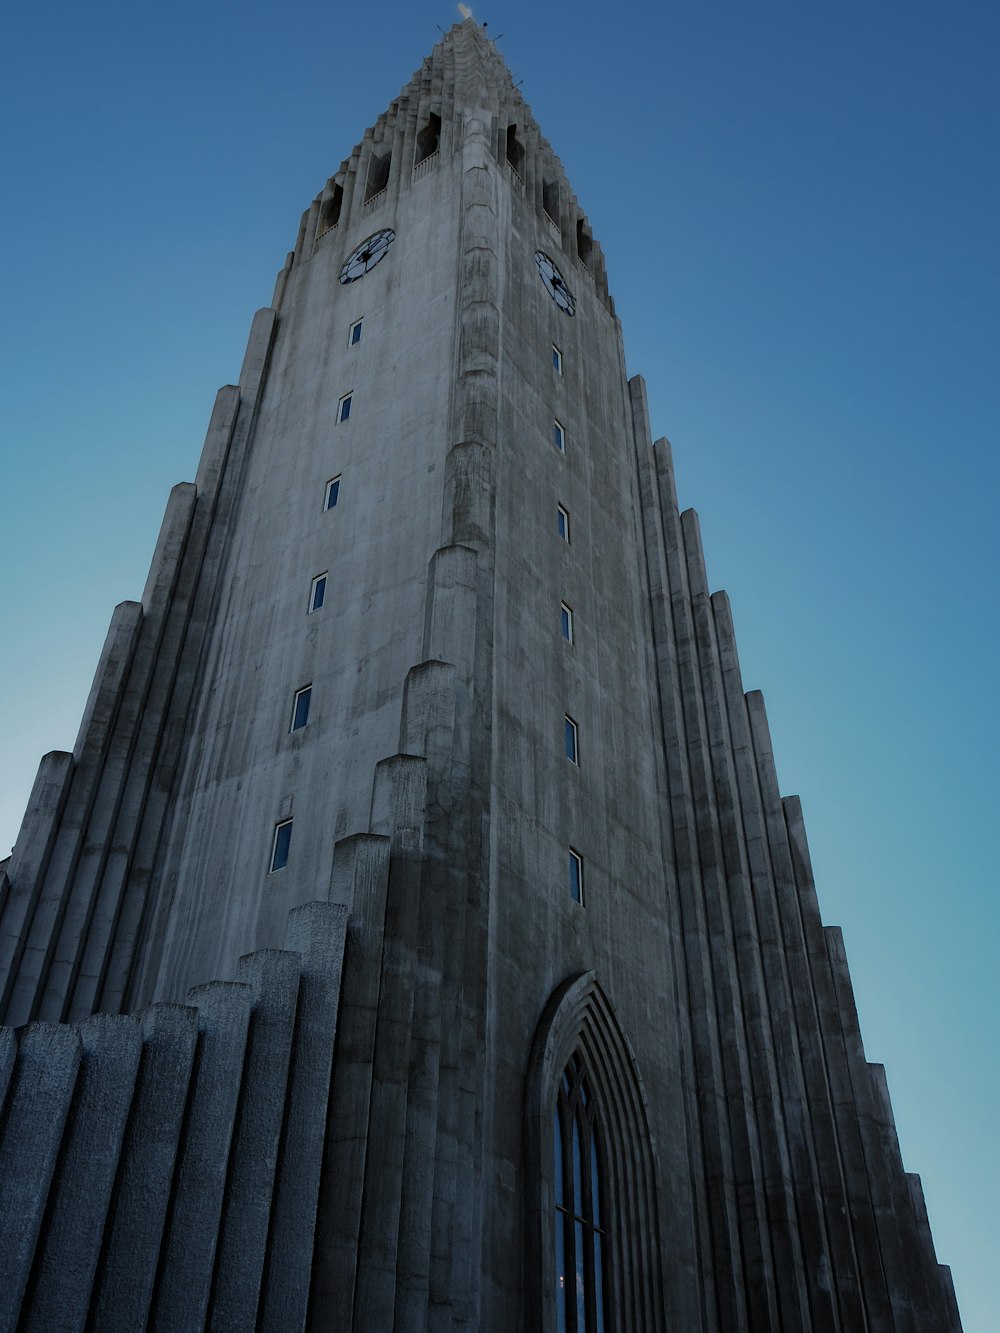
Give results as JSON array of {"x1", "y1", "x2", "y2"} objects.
[
  {"x1": 339, "y1": 228, "x2": 396, "y2": 284},
  {"x1": 534, "y1": 250, "x2": 576, "y2": 316}
]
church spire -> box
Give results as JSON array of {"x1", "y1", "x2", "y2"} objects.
[{"x1": 282, "y1": 19, "x2": 612, "y2": 312}]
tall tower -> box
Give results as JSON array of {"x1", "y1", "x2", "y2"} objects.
[{"x1": 0, "y1": 20, "x2": 959, "y2": 1332}]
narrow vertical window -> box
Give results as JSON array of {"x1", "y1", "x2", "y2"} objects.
[
  {"x1": 338, "y1": 392, "x2": 353, "y2": 423},
  {"x1": 560, "y1": 602, "x2": 574, "y2": 643},
  {"x1": 269, "y1": 819, "x2": 293, "y2": 873},
  {"x1": 565, "y1": 715, "x2": 579, "y2": 765},
  {"x1": 325, "y1": 476, "x2": 341, "y2": 510},
  {"x1": 568, "y1": 849, "x2": 583, "y2": 904},
  {"x1": 552, "y1": 343, "x2": 563, "y2": 374},
  {"x1": 557, "y1": 505, "x2": 571, "y2": 543},
  {"x1": 554, "y1": 419, "x2": 565, "y2": 452},
  {"x1": 309, "y1": 573, "x2": 327, "y2": 613},
  {"x1": 554, "y1": 1055, "x2": 608, "y2": 1330},
  {"x1": 349, "y1": 318, "x2": 363, "y2": 346},
  {"x1": 290, "y1": 685, "x2": 312, "y2": 732}
]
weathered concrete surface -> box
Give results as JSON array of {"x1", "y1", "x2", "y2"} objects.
[{"x1": 0, "y1": 18, "x2": 959, "y2": 1333}]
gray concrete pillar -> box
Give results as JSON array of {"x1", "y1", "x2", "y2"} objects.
[
  {"x1": 0, "y1": 1023, "x2": 81, "y2": 1326},
  {"x1": 22, "y1": 1014, "x2": 142, "y2": 1332},
  {"x1": 149, "y1": 981, "x2": 254, "y2": 1331},
  {"x1": 208, "y1": 949, "x2": 301, "y2": 1332},
  {"x1": 0, "y1": 749, "x2": 74, "y2": 1018},
  {"x1": 90, "y1": 1002, "x2": 198, "y2": 1331},
  {"x1": 261, "y1": 902, "x2": 348, "y2": 1332}
]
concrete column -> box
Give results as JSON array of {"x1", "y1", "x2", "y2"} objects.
[
  {"x1": 442, "y1": 440, "x2": 495, "y2": 550},
  {"x1": 208, "y1": 948, "x2": 301, "y2": 1332},
  {"x1": 0, "y1": 749, "x2": 74, "y2": 1018},
  {"x1": 369, "y1": 756, "x2": 428, "y2": 848},
  {"x1": 782, "y1": 790, "x2": 895, "y2": 1330},
  {"x1": 635, "y1": 435, "x2": 745, "y2": 1332},
  {"x1": 149, "y1": 980, "x2": 254, "y2": 1331},
  {"x1": 260, "y1": 902, "x2": 348, "y2": 1332},
  {"x1": 0, "y1": 1025, "x2": 14, "y2": 1105},
  {"x1": 112, "y1": 316, "x2": 275, "y2": 1015},
  {"x1": 44, "y1": 484, "x2": 197, "y2": 1023},
  {"x1": 22, "y1": 1014, "x2": 142, "y2": 1332},
  {"x1": 309, "y1": 838, "x2": 392, "y2": 1327},
  {"x1": 825, "y1": 926, "x2": 919, "y2": 1332},
  {"x1": 422, "y1": 544, "x2": 479, "y2": 673},
  {"x1": 90, "y1": 1003, "x2": 198, "y2": 1331},
  {"x1": 0, "y1": 1023, "x2": 81, "y2": 1327},
  {"x1": 680, "y1": 507, "x2": 816, "y2": 1329}
]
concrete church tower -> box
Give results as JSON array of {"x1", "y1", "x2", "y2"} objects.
[{"x1": 0, "y1": 20, "x2": 959, "y2": 1332}]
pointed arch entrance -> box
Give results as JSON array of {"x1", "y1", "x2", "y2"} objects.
[{"x1": 525, "y1": 972, "x2": 666, "y2": 1331}]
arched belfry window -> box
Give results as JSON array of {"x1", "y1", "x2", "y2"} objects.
[
  {"x1": 554, "y1": 1054, "x2": 608, "y2": 1331},
  {"x1": 525, "y1": 973, "x2": 666, "y2": 1331}
]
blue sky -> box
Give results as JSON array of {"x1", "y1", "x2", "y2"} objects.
[{"x1": 1, "y1": 3, "x2": 997, "y2": 1325}]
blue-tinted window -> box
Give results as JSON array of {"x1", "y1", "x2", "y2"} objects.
[
  {"x1": 554, "y1": 1055, "x2": 608, "y2": 1332},
  {"x1": 565, "y1": 716, "x2": 578, "y2": 764},
  {"x1": 350, "y1": 318, "x2": 363, "y2": 345},
  {"x1": 554, "y1": 419, "x2": 565, "y2": 452},
  {"x1": 291, "y1": 686, "x2": 312, "y2": 732},
  {"x1": 557, "y1": 505, "x2": 570, "y2": 542},
  {"x1": 310, "y1": 573, "x2": 327, "y2": 612},
  {"x1": 270, "y1": 819, "x2": 293, "y2": 872},
  {"x1": 325, "y1": 476, "x2": 341, "y2": 510},
  {"x1": 339, "y1": 392, "x2": 353, "y2": 422},
  {"x1": 569, "y1": 849, "x2": 583, "y2": 904},
  {"x1": 553, "y1": 343, "x2": 563, "y2": 374},
  {"x1": 560, "y1": 602, "x2": 573, "y2": 642}
]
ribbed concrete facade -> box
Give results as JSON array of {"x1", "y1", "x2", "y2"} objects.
[{"x1": 0, "y1": 20, "x2": 959, "y2": 1331}]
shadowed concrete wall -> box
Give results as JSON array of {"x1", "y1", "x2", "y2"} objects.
[{"x1": 0, "y1": 901, "x2": 346, "y2": 1332}]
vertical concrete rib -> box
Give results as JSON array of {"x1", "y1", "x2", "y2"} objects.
[
  {"x1": 95, "y1": 311, "x2": 272, "y2": 1018},
  {"x1": 628, "y1": 396, "x2": 712, "y2": 1332},
  {"x1": 782, "y1": 790, "x2": 895, "y2": 1330},
  {"x1": 312, "y1": 826, "x2": 405, "y2": 1327},
  {"x1": 21, "y1": 1014, "x2": 143, "y2": 1333},
  {"x1": 1, "y1": 600, "x2": 139, "y2": 1021},
  {"x1": 904, "y1": 1174, "x2": 960, "y2": 1331},
  {"x1": 0, "y1": 1025, "x2": 14, "y2": 1109},
  {"x1": 149, "y1": 980, "x2": 253, "y2": 1332},
  {"x1": 436, "y1": 77, "x2": 500, "y2": 1329},
  {"x1": 0, "y1": 1023, "x2": 81, "y2": 1328},
  {"x1": 0, "y1": 749, "x2": 75, "y2": 1015},
  {"x1": 36, "y1": 482, "x2": 198, "y2": 1024},
  {"x1": 825, "y1": 925, "x2": 919, "y2": 1333},
  {"x1": 660, "y1": 442, "x2": 780, "y2": 1329},
  {"x1": 680, "y1": 506, "x2": 814, "y2": 1330},
  {"x1": 208, "y1": 948, "x2": 301, "y2": 1332},
  {"x1": 351, "y1": 847, "x2": 424, "y2": 1331},
  {"x1": 89, "y1": 1003, "x2": 199, "y2": 1332},
  {"x1": 348, "y1": 665, "x2": 457, "y2": 1331},
  {"x1": 91, "y1": 329, "x2": 269, "y2": 1017},
  {"x1": 869, "y1": 1062, "x2": 935, "y2": 1327},
  {"x1": 308, "y1": 835, "x2": 394, "y2": 1330},
  {"x1": 720, "y1": 599, "x2": 853, "y2": 1327},
  {"x1": 636, "y1": 433, "x2": 746, "y2": 1331},
  {"x1": 98, "y1": 384, "x2": 241, "y2": 1013},
  {"x1": 261, "y1": 903, "x2": 348, "y2": 1333}
]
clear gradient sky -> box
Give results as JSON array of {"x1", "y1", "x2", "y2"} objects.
[{"x1": 1, "y1": 3, "x2": 996, "y2": 1326}]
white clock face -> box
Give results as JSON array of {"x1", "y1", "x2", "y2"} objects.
[
  {"x1": 339, "y1": 228, "x2": 396, "y2": 283},
  {"x1": 534, "y1": 250, "x2": 576, "y2": 315}
]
